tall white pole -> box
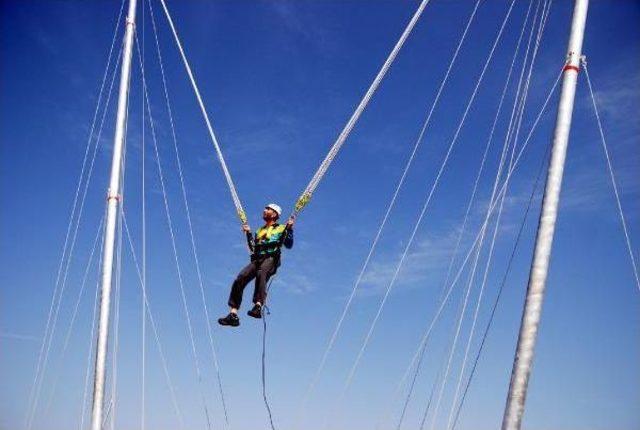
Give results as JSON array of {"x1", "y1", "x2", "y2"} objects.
[
  {"x1": 90, "y1": 1, "x2": 137, "y2": 429},
  {"x1": 501, "y1": 1, "x2": 588, "y2": 429}
]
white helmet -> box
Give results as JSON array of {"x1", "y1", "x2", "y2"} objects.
[{"x1": 265, "y1": 203, "x2": 282, "y2": 217}]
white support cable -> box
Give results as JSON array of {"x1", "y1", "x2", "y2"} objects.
[
  {"x1": 387, "y1": 2, "x2": 539, "y2": 428},
  {"x1": 416, "y1": 0, "x2": 484, "y2": 302},
  {"x1": 582, "y1": 61, "x2": 640, "y2": 293},
  {"x1": 417, "y1": 362, "x2": 442, "y2": 430},
  {"x1": 156, "y1": 0, "x2": 247, "y2": 224},
  {"x1": 136, "y1": 37, "x2": 213, "y2": 430},
  {"x1": 140, "y1": 2, "x2": 147, "y2": 430},
  {"x1": 449, "y1": 139, "x2": 552, "y2": 430},
  {"x1": 443, "y1": 3, "x2": 553, "y2": 428},
  {"x1": 122, "y1": 213, "x2": 185, "y2": 429},
  {"x1": 111, "y1": 141, "x2": 130, "y2": 430},
  {"x1": 26, "y1": 41, "x2": 122, "y2": 430},
  {"x1": 435, "y1": 23, "x2": 547, "y2": 424},
  {"x1": 293, "y1": 0, "x2": 434, "y2": 215},
  {"x1": 48, "y1": 39, "x2": 125, "y2": 385},
  {"x1": 299, "y1": 0, "x2": 483, "y2": 418},
  {"x1": 80, "y1": 211, "x2": 107, "y2": 430},
  {"x1": 109, "y1": 73, "x2": 133, "y2": 430},
  {"x1": 43, "y1": 216, "x2": 106, "y2": 415},
  {"x1": 427, "y1": 240, "x2": 486, "y2": 430},
  {"x1": 146, "y1": 1, "x2": 230, "y2": 425},
  {"x1": 428, "y1": 34, "x2": 533, "y2": 422},
  {"x1": 432, "y1": 5, "x2": 551, "y2": 422},
  {"x1": 80, "y1": 288, "x2": 101, "y2": 430},
  {"x1": 109, "y1": 199, "x2": 125, "y2": 430},
  {"x1": 416, "y1": 298, "x2": 470, "y2": 430},
  {"x1": 80, "y1": 281, "x2": 101, "y2": 430},
  {"x1": 102, "y1": 400, "x2": 114, "y2": 429},
  {"x1": 24, "y1": 4, "x2": 125, "y2": 413},
  {"x1": 335, "y1": 1, "x2": 519, "y2": 415},
  {"x1": 383, "y1": 68, "x2": 564, "y2": 417},
  {"x1": 61, "y1": 218, "x2": 107, "y2": 352},
  {"x1": 444, "y1": 9, "x2": 546, "y2": 426},
  {"x1": 24, "y1": 3, "x2": 125, "y2": 426},
  {"x1": 39, "y1": 39, "x2": 126, "y2": 426}
]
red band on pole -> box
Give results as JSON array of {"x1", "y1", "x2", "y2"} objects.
[{"x1": 563, "y1": 64, "x2": 580, "y2": 73}]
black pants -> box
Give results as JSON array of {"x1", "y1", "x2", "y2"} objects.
[{"x1": 228, "y1": 256, "x2": 278, "y2": 309}]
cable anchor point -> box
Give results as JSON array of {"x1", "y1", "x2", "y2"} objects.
[
  {"x1": 579, "y1": 55, "x2": 587, "y2": 67},
  {"x1": 563, "y1": 51, "x2": 580, "y2": 73},
  {"x1": 106, "y1": 191, "x2": 122, "y2": 203}
]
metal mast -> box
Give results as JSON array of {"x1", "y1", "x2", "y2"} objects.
[
  {"x1": 501, "y1": 1, "x2": 589, "y2": 429},
  {"x1": 90, "y1": 1, "x2": 138, "y2": 429}
]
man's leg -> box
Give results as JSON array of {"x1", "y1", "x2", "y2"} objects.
[
  {"x1": 228, "y1": 261, "x2": 258, "y2": 311},
  {"x1": 252, "y1": 256, "x2": 277, "y2": 306}
]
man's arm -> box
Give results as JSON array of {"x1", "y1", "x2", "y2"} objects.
[
  {"x1": 283, "y1": 230, "x2": 293, "y2": 249},
  {"x1": 243, "y1": 224, "x2": 254, "y2": 253},
  {"x1": 283, "y1": 217, "x2": 295, "y2": 249}
]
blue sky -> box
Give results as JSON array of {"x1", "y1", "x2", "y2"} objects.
[{"x1": 1, "y1": 1, "x2": 639, "y2": 430}]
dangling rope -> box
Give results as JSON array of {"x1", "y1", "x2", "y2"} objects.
[
  {"x1": 582, "y1": 59, "x2": 640, "y2": 293},
  {"x1": 157, "y1": 0, "x2": 247, "y2": 225},
  {"x1": 261, "y1": 278, "x2": 277, "y2": 430},
  {"x1": 292, "y1": 0, "x2": 434, "y2": 217},
  {"x1": 260, "y1": 231, "x2": 292, "y2": 430}
]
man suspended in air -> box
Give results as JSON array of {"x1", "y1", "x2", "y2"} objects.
[{"x1": 218, "y1": 203, "x2": 295, "y2": 327}]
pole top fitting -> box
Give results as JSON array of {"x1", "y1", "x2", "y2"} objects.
[{"x1": 125, "y1": 18, "x2": 136, "y2": 28}]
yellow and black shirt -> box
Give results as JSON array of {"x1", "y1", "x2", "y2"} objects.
[{"x1": 247, "y1": 223, "x2": 294, "y2": 257}]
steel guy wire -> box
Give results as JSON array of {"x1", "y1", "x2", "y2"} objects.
[
  {"x1": 136, "y1": 35, "x2": 213, "y2": 430},
  {"x1": 147, "y1": 0, "x2": 230, "y2": 425},
  {"x1": 299, "y1": 2, "x2": 483, "y2": 421},
  {"x1": 332, "y1": 3, "x2": 519, "y2": 424},
  {"x1": 387, "y1": 1, "x2": 538, "y2": 428}
]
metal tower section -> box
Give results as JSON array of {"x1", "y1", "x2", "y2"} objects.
[
  {"x1": 90, "y1": 1, "x2": 138, "y2": 429},
  {"x1": 501, "y1": 1, "x2": 589, "y2": 429}
]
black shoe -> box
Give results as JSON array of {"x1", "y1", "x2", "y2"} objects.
[
  {"x1": 218, "y1": 313, "x2": 240, "y2": 327},
  {"x1": 247, "y1": 304, "x2": 262, "y2": 319}
]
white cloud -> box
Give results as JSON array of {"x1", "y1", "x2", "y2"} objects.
[
  {"x1": 589, "y1": 73, "x2": 640, "y2": 120},
  {"x1": 0, "y1": 332, "x2": 40, "y2": 342},
  {"x1": 274, "y1": 272, "x2": 316, "y2": 295},
  {"x1": 268, "y1": 2, "x2": 332, "y2": 55},
  {"x1": 357, "y1": 229, "x2": 461, "y2": 298}
]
